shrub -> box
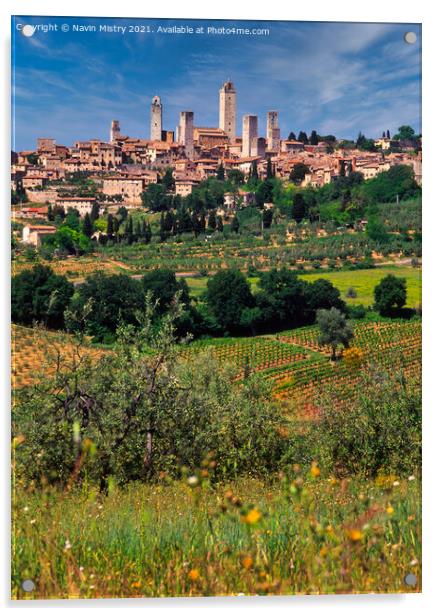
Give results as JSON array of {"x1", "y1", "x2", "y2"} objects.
[
  {"x1": 13, "y1": 302, "x2": 286, "y2": 488},
  {"x1": 348, "y1": 304, "x2": 367, "y2": 319},
  {"x1": 283, "y1": 368, "x2": 421, "y2": 478}
]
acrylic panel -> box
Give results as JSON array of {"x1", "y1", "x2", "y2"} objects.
[{"x1": 11, "y1": 16, "x2": 422, "y2": 599}]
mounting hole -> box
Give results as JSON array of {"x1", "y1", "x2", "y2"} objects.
[
  {"x1": 21, "y1": 25, "x2": 35, "y2": 37},
  {"x1": 21, "y1": 579, "x2": 35, "y2": 592},
  {"x1": 404, "y1": 573, "x2": 417, "y2": 587},
  {"x1": 404, "y1": 31, "x2": 417, "y2": 44}
]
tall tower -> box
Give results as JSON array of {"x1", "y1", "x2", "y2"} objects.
[
  {"x1": 219, "y1": 80, "x2": 237, "y2": 142},
  {"x1": 150, "y1": 96, "x2": 163, "y2": 141},
  {"x1": 242, "y1": 115, "x2": 258, "y2": 157},
  {"x1": 110, "y1": 120, "x2": 121, "y2": 143},
  {"x1": 266, "y1": 111, "x2": 280, "y2": 152},
  {"x1": 178, "y1": 111, "x2": 194, "y2": 159}
]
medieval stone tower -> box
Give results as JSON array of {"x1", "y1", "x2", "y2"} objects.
[
  {"x1": 110, "y1": 119, "x2": 121, "y2": 143},
  {"x1": 178, "y1": 111, "x2": 194, "y2": 159},
  {"x1": 242, "y1": 114, "x2": 258, "y2": 157},
  {"x1": 219, "y1": 80, "x2": 237, "y2": 142},
  {"x1": 266, "y1": 111, "x2": 281, "y2": 152},
  {"x1": 150, "y1": 95, "x2": 163, "y2": 141}
]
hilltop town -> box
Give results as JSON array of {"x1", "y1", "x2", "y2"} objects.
[{"x1": 11, "y1": 80, "x2": 421, "y2": 247}]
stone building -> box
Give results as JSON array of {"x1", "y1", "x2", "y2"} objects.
[
  {"x1": 194, "y1": 127, "x2": 228, "y2": 148},
  {"x1": 178, "y1": 111, "x2": 194, "y2": 159},
  {"x1": 22, "y1": 224, "x2": 57, "y2": 247},
  {"x1": 37, "y1": 138, "x2": 56, "y2": 153},
  {"x1": 110, "y1": 120, "x2": 121, "y2": 143},
  {"x1": 242, "y1": 115, "x2": 258, "y2": 157},
  {"x1": 150, "y1": 96, "x2": 163, "y2": 141},
  {"x1": 55, "y1": 197, "x2": 97, "y2": 216},
  {"x1": 266, "y1": 111, "x2": 281, "y2": 152},
  {"x1": 219, "y1": 80, "x2": 236, "y2": 142},
  {"x1": 175, "y1": 178, "x2": 199, "y2": 196}
]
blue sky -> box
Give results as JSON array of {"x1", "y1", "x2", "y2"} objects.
[{"x1": 11, "y1": 16, "x2": 421, "y2": 151}]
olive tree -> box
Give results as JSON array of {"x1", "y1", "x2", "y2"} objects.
[{"x1": 316, "y1": 307, "x2": 354, "y2": 360}]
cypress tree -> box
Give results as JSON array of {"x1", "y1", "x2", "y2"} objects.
[
  {"x1": 82, "y1": 212, "x2": 93, "y2": 238},
  {"x1": 250, "y1": 159, "x2": 259, "y2": 182},
  {"x1": 144, "y1": 221, "x2": 152, "y2": 244},
  {"x1": 106, "y1": 213, "x2": 114, "y2": 236},
  {"x1": 216, "y1": 162, "x2": 225, "y2": 181},
  {"x1": 159, "y1": 212, "x2": 166, "y2": 241},
  {"x1": 90, "y1": 201, "x2": 100, "y2": 223},
  {"x1": 266, "y1": 156, "x2": 273, "y2": 179},
  {"x1": 207, "y1": 210, "x2": 217, "y2": 231}
]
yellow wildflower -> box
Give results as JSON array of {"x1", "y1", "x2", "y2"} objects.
[
  {"x1": 244, "y1": 508, "x2": 262, "y2": 525},
  {"x1": 347, "y1": 528, "x2": 363, "y2": 542},
  {"x1": 241, "y1": 555, "x2": 253, "y2": 570},
  {"x1": 310, "y1": 462, "x2": 320, "y2": 478},
  {"x1": 188, "y1": 569, "x2": 200, "y2": 581}
]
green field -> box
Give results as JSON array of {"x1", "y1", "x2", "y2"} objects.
[
  {"x1": 185, "y1": 265, "x2": 421, "y2": 308},
  {"x1": 299, "y1": 266, "x2": 422, "y2": 308}
]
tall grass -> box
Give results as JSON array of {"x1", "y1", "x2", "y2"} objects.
[{"x1": 12, "y1": 470, "x2": 421, "y2": 599}]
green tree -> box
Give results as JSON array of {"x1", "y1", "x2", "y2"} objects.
[
  {"x1": 393, "y1": 125, "x2": 416, "y2": 141},
  {"x1": 90, "y1": 201, "x2": 100, "y2": 223},
  {"x1": 287, "y1": 132, "x2": 296, "y2": 141},
  {"x1": 162, "y1": 167, "x2": 175, "y2": 191},
  {"x1": 141, "y1": 183, "x2": 170, "y2": 212},
  {"x1": 64, "y1": 209, "x2": 80, "y2": 231},
  {"x1": 82, "y1": 213, "x2": 93, "y2": 238},
  {"x1": 374, "y1": 275, "x2": 407, "y2": 316},
  {"x1": 304, "y1": 279, "x2": 347, "y2": 318},
  {"x1": 262, "y1": 208, "x2": 273, "y2": 229},
  {"x1": 142, "y1": 269, "x2": 190, "y2": 314},
  {"x1": 216, "y1": 162, "x2": 225, "y2": 181},
  {"x1": 292, "y1": 193, "x2": 306, "y2": 222},
  {"x1": 249, "y1": 159, "x2": 259, "y2": 183},
  {"x1": 316, "y1": 307, "x2": 354, "y2": 361},
  {"x1": 230, "y1": 215, "x2": 240, "y2": 233},
  {"x1": 255, "y1": 180, "x2": 274, "y2": 207},
  {"x1": 365, "y1": 217, "x2": 389, "y2": 243},
  {"x1": 141, "y1": 220, "x2": 152, "y2": 244},
  {"x1": 207, "y1": 210, "x2": 217, "y2": 232},
  {"x1": 26, "y1": 153, "x2": 39, "y2": 165},
  {"x1": 289, "y1": 163, "x2": 310, "y2": 186},
  {"x1": 125, "y1": 216, "x2": 134, "y2": 244},
  {"x1": 206, "y1": 269, "x2": 254, "y2": 333},
  {"x1": 227, "y1": 169, "x2": 245, "y2": 186},
  {"x1": 11, "y1": 265, "x2": 74, "y2": 329},
  {"x1": 255, "y1": 268, "x2": 307, "y2": 330},
  {"x1": 298, "y1": 131, "x2": 308, "y2": 144},
  {"x1": 106, "y1": 214, "x2": 115, "y2": 236},
  {"x1": 310, "y1": 130, "x2": 319, "y2": 145},
  {"x1": 265, "y1": 156, "x2": 273, "y2": 179},
  {"x1": 70, "y1": 272, "x2": 145, "y2": 342}
]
